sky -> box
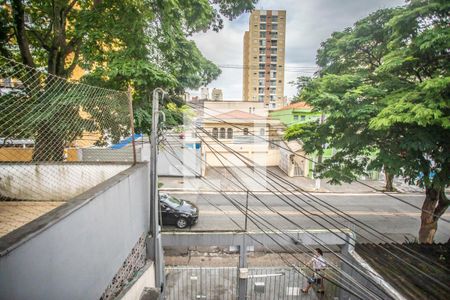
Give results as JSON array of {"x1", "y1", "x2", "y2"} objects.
[{"x1": 189, "y1": 0, "x2": 405, "y2": 100}]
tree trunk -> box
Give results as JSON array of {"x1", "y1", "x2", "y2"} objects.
[
  {"x1": 32, "y1": 122, "x2": 65, "y2": 162},
  {"x1": 384, "y1": 169, "x2": 394, "y2": 192},
  {"x1": 418, "y1": 187, "x2": 449, "y2": 243}
]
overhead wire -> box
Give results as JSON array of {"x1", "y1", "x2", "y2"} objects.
[
  {"x1": 192, "y1": 127, "x2": 450, "y2": 273},
  {"x1": 186, "y1": 101, "x2": 450, "y2": 272},
  {"x1": 193, "y1": 126, "x2": 450, "y2": 290},
  {"x1": 187, "y1": 101, "x2": 450, "y2": 224},
  {"x1": 160, "y1": 138, "x2": 380, "y2": 299},
  {"x1": 161, "y1": 134, "x2": 394, "y2": 298}
]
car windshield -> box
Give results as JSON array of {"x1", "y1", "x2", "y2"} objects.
[{"x1": 163, "y1": 195, "x2": 183, "y2": 208}]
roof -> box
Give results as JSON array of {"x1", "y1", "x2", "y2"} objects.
[
  {"x1": 0, "y1": 201, "x2": 65, "y2": 238},
  {"x1": 356, "y1": 242, "x2": 450, "y2": 300},
  {"x1": 212, "y1": 110, "x2": 266, "y2": 120},
  {"x1": 110, "y1": 133, "x2": 144, "y2": 149},
  {"x1": 275, "y1": 101, "x2": 312, "y2": 112}
]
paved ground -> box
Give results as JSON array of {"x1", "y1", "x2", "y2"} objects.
[
  {"x1": 160, "y1": 192, "x2": 450, "y2": 243},
  {"x1": 0, "y1": 201, "x2": 65, "y2": 237},
  {"x1": 160, "y1": 166, "x2": 424, "y2": 193}
]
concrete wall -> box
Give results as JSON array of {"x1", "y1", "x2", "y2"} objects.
[
  {"x1": 80, "y1": 147, "x2": 142, "y2": 162},
  {"x1": 163, "y1": 229, "x2": 352, "y2": 251},
  {"x1": 116, "y1": 262, "x2": 155, "y2": 300},
  {"x1": 158, "y1": 146, "x2": 201, "y2": 177},
  {"x1": 0, "y1": 163, "x2": 150, "y2": 300},
  {"x1": 0, "y1": 162, "x2": 131, "y2": 201}
]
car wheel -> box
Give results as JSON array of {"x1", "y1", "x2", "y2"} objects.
[{"x1": 176, "y1": 217, "x2": 188, "y2": 229}]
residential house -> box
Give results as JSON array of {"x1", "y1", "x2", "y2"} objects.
[
  {"x1": 269, "y1": 101, "x2": 320, "y2": 126},
  {"x1": 196, "y1": 101, "x2": 281, "y2": 175}
]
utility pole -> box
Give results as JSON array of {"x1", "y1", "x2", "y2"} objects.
[
  {"x1": 238, "y1": 190, "x2": 249, "y2": 300},
  {"x1": 149, "y1": 88, "x2": 166, "y2": 296},
  {"x1": 315, "y1": 112, "x2": 325, "y2": 191}
]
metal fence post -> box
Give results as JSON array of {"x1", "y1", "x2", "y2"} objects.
[{"x1": 127, "y1": 86, "x2": 136, "y2": 164}]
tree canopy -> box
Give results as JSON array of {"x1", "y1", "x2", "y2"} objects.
[
  {"x1": 285, "y1": 0, "x2": 449, "y2": 242},
  {"x1": 1, "y1": 0, "x2": 258, "y2": 150}
]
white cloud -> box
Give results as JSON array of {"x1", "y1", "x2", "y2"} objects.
[{"x1": 190, "y1": 0, "x2": 405, "y2": 100}]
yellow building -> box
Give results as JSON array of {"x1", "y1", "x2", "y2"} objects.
[{"x1": 243, "y1": 10, "x2": 286, "y2": 110}]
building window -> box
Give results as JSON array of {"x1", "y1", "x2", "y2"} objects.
[
  {"x1": 294, "y1": 115, "x2": 299, "y2": 121},
  {"x1": 272, "y1": 24, "x2": 278, "y2": 30},
  {"x1": 260, "y1": 16, "x2": 267, "y2": 22},
  {"x1": 243, "y1": 128, "x2": 249, "y2": 136},
  {"x1": 220, "y1": 128, "x2": 226, "y2": 139},
  {"x1": 260, "y1": 128, "x2": 265, "y2": 136},
  {"x1": 258, "y1": 95, "x2": 264, "y2": 102},
  {"x1": 300, "y1": 115, "x2": 306, "y2": 121},
  {"x1": 271, "y1": 16, "x2": 278, "y2": 22},
  {"x1": 260, "y1": 24, "x2": 266, "y2": 30},
  {"x1": 271, "y1": 103, "x2": 276, "y2": 109},
  {"x1": 227, "y1": 128, "x2": 233, "y2": 139},
  {"x1": 212, "y1": 128, "x2": 218, "y2": 138}
]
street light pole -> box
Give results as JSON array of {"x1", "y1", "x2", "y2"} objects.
[{"x1": 150, "y1": 88, "x2": 166, "y2": 295}]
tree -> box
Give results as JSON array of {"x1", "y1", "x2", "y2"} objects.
[
  {"x1": 370, "y1": 0, "x2": 450, "y2": 243},
  {"x1": 1, "y1": 0, "x2": 257, "y2": 159},
  {"x1": 285, "y1": 8, "x2": 400, "y2": 191},
  {"x1": 285, "y1": 0, "x2": 450, "y2": 242}
]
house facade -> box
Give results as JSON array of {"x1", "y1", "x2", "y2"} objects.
[
  {"x1": 197, "y1": 101, "x2": 281, "y2": 172},
  {"x1": 269, "y1": 101, "x2": 321, "y2": 126}
]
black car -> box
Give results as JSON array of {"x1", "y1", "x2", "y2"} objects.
[{"x1": 159, "y1": 193, "x2": 199, "y2": 229}]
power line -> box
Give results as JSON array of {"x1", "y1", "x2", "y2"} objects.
[
  {"x1": 161, "y1": 139, "x2": 381, "y2": 299},
  {"x1": 193, "y1": 126, "x2": 450, "y2": 290},
  {"x1": 185, "y1": 128, "x2": 450, "y2": 273},
  {"x1": 187, "y1": 101, "x2": 450, "y2": 224},
  {"x1": 162, "y1": 135, "x2": 396, "y2": 298}
]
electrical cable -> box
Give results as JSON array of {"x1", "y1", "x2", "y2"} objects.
[
  {"x1": 162, "y1": 136, "x2": 395, "y2": 298},
  {"x1": 194, "y1": 126, "x2": 450, "y2": 290},
  {"x1": 161, "y1": 139, "x2": 380, "y2": 299},
  {"x1": 187, "y1": 101, "x2": 450, "y2": 224}
]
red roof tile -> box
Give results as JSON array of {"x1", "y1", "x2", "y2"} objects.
[{"x1": 275, "y1": 101, "x2": 312, "y2": 111}]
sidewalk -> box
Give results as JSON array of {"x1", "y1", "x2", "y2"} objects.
[{"x1": 159, "y1": 167, "x2": 424, "y2": 194}]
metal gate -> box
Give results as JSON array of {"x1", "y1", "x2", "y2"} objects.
[
  {"x1": 165, "y1": 267, "x2": 316, "y2": 300},
  {"x1": 165, "y1": 267, "x2": 238, "y2": 300}
]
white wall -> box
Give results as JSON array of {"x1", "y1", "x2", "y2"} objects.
[
  {"x1": 0, "y1": 163, "x2": 130, "y2": 201},
  {"x1": 0, "y1": 163, "x2": 150, "y2": 300},
  {"x1": 204, "y1": 101, "x2": 268, "y2": 117}
]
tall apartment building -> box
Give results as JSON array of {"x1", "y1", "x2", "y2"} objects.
[{"x1": 243, "y1": 10, "x2": 286, "y2": 110}]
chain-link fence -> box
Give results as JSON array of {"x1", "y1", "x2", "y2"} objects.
[{"x1": 0, "y1": 56, "x2": 136, "y2": 201}]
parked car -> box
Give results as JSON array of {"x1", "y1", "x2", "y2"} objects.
[{"x1": 159, "y1": 193, "x2": 199, "y2": 229}]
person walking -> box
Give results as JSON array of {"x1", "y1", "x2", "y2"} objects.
[{"x1": 302, "y1": 248, "x2": 327, "y2": 294}]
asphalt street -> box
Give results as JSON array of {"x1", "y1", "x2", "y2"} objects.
[{"x1": 161, "y1": 192, "x2": 450, "y2": 243}]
